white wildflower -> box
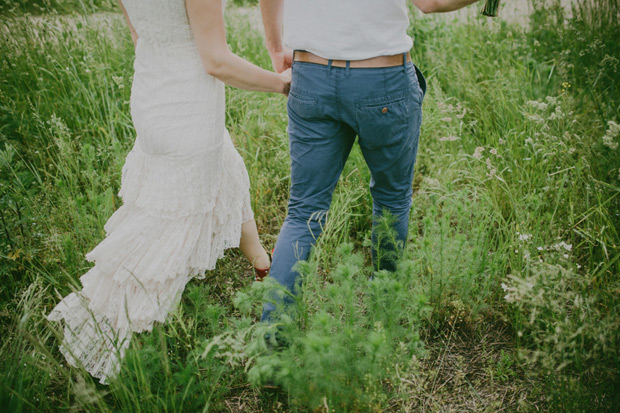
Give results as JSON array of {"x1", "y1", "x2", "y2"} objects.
[
  {"x1": 545, "y1": 96, "x2": 558, "y2": 106},
  {"x1": 473, "y1": 147, "x2": 485, "y2": 159},
  {"x1": 548, "y1": 105, "x2": 564, "y2": 121},
  {"x1": 439, "y1": 135, "x2": 460, "y2": 142},
  {"x1": 526, "y1": 100, "x2": 548, "y2": 112},
  {"x1": 518, "y1": 233, "x2": 532, "y2": 242},
  {"x1": 602, "y1": 120, "x2": 620, "y2": 150},
  {"x1": 112, "y1": 75, "x2": 125, "y2": 89},
  {"x1": 527, "y1": 114, "x2": 545, "y2": 124},
  {"x1": 551, "y1": 241, "x2": 572, "y2": 252},
  {"x1": 490, "y1": 148, "x2": 497, "y2": 155}
]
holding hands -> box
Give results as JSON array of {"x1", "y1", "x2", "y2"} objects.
[
  {"x1": 271, "y1": 48, "x2": 292, "y2": 96},
  {"x1": 269, "y1": 48, "x2": 293, "y2": 73}
]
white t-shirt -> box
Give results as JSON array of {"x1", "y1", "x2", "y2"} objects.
[{"x1": 283, "y1": 0, "x2": 414, "y2": 61}]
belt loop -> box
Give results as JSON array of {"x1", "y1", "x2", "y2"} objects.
[
  {"x1": 327, "y1": 59, "x2": 333, "y2": 75},
  {"x1": 345, "y1": 60, "x2": 351, "y2": 76},
  {"x1": 402, "y1": 52, "x2": 407, "y2": 72}
]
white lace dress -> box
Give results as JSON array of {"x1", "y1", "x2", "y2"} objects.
[{"x1": 48, "y1": 0, "x2": 253, "y2": 384}]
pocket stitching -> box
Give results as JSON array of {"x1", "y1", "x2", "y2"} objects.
[
  {"x1": 356, "y1": 90, "x2": 409, "y2": 109},
  {"x1": 289, "y1": 90, "x2": 318, "y2": 105}
]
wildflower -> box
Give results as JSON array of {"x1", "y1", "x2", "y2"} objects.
[
  {"x1": 545, "y1": 96, "x2": 558, "y2": 106},
  {"x1": 441, "y1": 117, "x2": 452, "y2": 122},
  {"x1": 112, "y1": 75, "x2": 125, "y2": 89},
  {"x1": 489, "y1": 148, "x2": 497, "y2": 155},
  {"x1": 518, "y1": 233, "x2": 532, "y2": 242},
  {"x1": 548, "y1": 105, "x2": 565, "y2": 120},
  {"x1": 526, "y1": 100, "x2": 548, "y2": 112},
  {"x1": 501, "y1": 283, "x2": 508, "y2": 291},
  {"x1": 551, "y1": 241, "x2": 572, "y2": 251},
  {"x1": 439, "y1": 135, "x2": 460, "y2": 142},
  {"x1": 525, "y1": 137, "x2": 534, "y2": 145},
  {"x1": 527, "y1": 114, "x2": 545, "y2": 124},
  {"x1": 537, "y1": 246, "x2": 543, "y2": 251},
  {"x1": 473, "y1": 147, "x2": 485, "y2": 159},
  {"x1": 561, "y1": 82, "x2": 572, "y2": 92},
  {"x1": 602, "y1": 120, "x2": 620, "y2": 150}
]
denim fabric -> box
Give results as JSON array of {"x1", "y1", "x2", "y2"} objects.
[{"x1": 262, "y1": 58, "x2": 426, "y2": 321}]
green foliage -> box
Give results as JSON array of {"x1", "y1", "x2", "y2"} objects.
[
  {"x1": 1, "y1": 2, "x2": 619, "y2": 411},
  {"x1": 530, "y1": 0, "x2": 620, "y2": 121},
  {"x1": 207, "y1": 242, "x2": 429, "y2": 410},
  {"x1": 230, "y1": 0, "x2": 258, "y2": 7},
  {"x1": 407, "y1": 5, "x2": 620, "y2": 408},
  {"x1": 0, "y1": 0, "x2": 117, "y2": 15}
]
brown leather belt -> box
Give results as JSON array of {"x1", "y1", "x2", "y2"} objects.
[{"x1": 293, "y1": 50, "x2": 411, "y2": 68}]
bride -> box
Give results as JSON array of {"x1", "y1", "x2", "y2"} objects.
[{"x1": 48, "y1": 0, "x2": 291, "y2": 384}]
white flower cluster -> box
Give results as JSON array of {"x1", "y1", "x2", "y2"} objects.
[
  {"x1": 602, "y1": 120, "x2": 619, "y2": 150},
  {"x1": 526, "y1": 100, "x2": 548, "y2": 112},
  {"x1": 473, "y1": 146, "x2": 485, "y2": 160}
]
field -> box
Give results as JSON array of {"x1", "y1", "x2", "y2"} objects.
[{"x1": 1, "y1": 0, "x2": 619, "y2": 411}]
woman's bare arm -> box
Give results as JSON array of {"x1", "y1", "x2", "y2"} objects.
[
  {"x1": 118, "y1": 0, "x2": 138, "y2": 46},
  {"x1": 186, "y1": 0, "x2": 290, "y2": 95}
]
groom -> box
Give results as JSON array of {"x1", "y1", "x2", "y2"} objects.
[{"x1": 260, "y1": 0, "x2": 480, "y2": 321}]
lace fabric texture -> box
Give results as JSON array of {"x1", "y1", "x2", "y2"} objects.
[{"x1": 47, "y1": 0, "x2": 251, "y2": 384}]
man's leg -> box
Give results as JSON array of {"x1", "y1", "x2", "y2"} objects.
[
  {"x1": 352, "y1": 62, "x2": 426, "y2": 271},
  {"x1": 262, "y1": 63, "x2": 355, "y2": 321}
]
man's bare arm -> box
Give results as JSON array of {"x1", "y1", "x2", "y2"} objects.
[
  {"x1": 259, "y1": 0, "x2": 292, "y2": 73},
  {"x1": 411, "y1": 0, "x2": 480, "y2": 14}
]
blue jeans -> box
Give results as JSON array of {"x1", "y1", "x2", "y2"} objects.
[{"x1": 262, "y1": 56, "x2": 426, "y2": 321}]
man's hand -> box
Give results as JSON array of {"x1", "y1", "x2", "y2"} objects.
[{"x1": 269, "y1": 48, "x2": 293, "y2": 73}]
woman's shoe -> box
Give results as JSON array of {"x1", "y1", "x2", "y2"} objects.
[
  {"x1": 254, "y1": 248, "x2": 273, "y2": 282},
  {"x1": 254, "y1": 267, "x2": 269, "y2": 282}
]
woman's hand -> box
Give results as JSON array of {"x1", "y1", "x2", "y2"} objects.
[{"x1": 279, "y1": 68, "x2": 291, "y2": 96}]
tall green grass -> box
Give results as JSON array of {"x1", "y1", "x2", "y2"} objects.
[{"x1": 0, "y1": 1, "x2": 618, "y2": 411}]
